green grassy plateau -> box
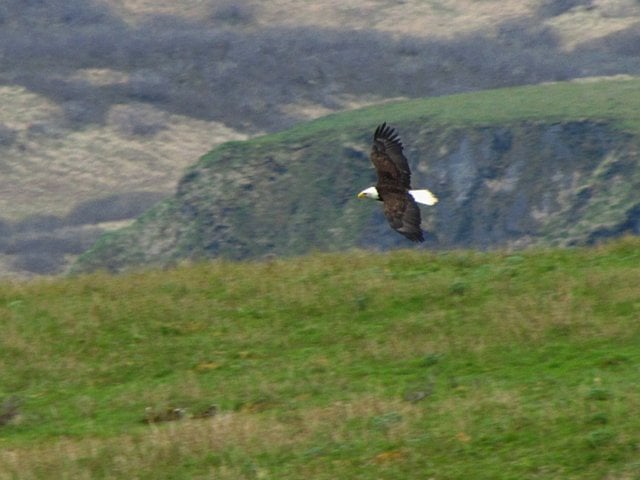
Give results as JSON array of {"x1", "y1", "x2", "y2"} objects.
[
  {"x1": 3, "y1": 238, "x2": 640, "y2": 478},
  {"x1": 260, "y1": 76, "x2": 640, "y2": 144}
]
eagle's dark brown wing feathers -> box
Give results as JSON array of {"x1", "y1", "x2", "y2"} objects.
[
  {"x1": 371, "y1": 122, "x2": 411, "y2": 189},
  {"x1": 382, "y1": 193, "x2": 424, "y2": 243},
  {"x1": 369, "y1": 122, "x2": 424, "y2": 242}
]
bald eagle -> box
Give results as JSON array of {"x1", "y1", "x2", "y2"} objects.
[{"x1": 357, "y1": 123, "x2": 438, "y2": 242}]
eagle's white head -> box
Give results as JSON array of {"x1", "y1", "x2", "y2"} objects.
[{"x1": 357, "y1": 186, "x2": 379, "y2": 200}]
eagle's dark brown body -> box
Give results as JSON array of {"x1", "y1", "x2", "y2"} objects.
[{"x1": 369, "y1": 123, "x2": 424, "y2": 242}]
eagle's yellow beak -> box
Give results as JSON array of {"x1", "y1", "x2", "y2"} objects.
[{"x1": 357, "y1": 192, "x2": 366, "y2": 199}]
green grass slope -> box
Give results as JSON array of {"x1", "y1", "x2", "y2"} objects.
[
  {"x1": 74, "y1": 77, "x2": 640, "y2": 273},
  {"x1": 4, "y1": 238, "x2": 640, "y2": 478},
  {"x1": 269, "y1": 76, "x2": 640, "y2": 137}
]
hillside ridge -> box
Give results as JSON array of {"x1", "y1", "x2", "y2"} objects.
[{"x1": 74, "y1": 78, "x2": 640, "y2": 273}]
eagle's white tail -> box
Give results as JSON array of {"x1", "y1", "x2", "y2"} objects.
[{"x1": 409, "y1": 189, "x2": 438, "y2": 206}]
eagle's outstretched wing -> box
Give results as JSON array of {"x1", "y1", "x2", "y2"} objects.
[
  {"x1": 370, "y1": 122, "x2": 412, "y2": 189},
  {"x1": 382, "y1": 191, "x2": 424, "y2": 242},
  {"x1": 368, "y1": 123, "x2": 424, "y2": 242}
]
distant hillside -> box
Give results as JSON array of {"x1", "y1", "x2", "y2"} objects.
[{"x1": 74, "y1": 78, "x2": 640, "y2": 273}]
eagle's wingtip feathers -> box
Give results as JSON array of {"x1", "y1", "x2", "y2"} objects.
[{"x1": 373, "y1": 122, "x2": 402, "y2": 147}]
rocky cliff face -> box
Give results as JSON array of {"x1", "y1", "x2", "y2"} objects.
[
  {"x1": 75, "y1": 120, "x2": 640, "y2": 273},
  {"x1": 406, "y1": 121, "x2": 639, "y2": 249}
]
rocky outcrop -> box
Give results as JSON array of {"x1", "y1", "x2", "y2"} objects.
[
  {"x1": 407, "y1": 121, "x2": 639, "y2": 249},
  {"x1": 74, "y1": 119, "x2": 640, "y2": 273}
]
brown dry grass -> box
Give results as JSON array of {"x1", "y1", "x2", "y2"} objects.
[
  {"x1": 114, "y1": 0, "x2": 638, "y2": 43},
  {"x1": 0, "y1": 86, "x2": 247, "y2": 220},
  {"x1": 547, "y1": 0, "x2": 640, "y2": 50},
  {"x1": 0, "y1": 396, "x2": 421, "y2": 479}
]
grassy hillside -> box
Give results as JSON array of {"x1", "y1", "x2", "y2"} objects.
[
  {"x1": 4, "y1": 238, "x2": 640, "y2": 478},
  {"x1": 75, "y1": 77, "x2": 640, "y2": 272},
  {"x1": 267, "y1": 75, "x2": 640, "y2": 138}
]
